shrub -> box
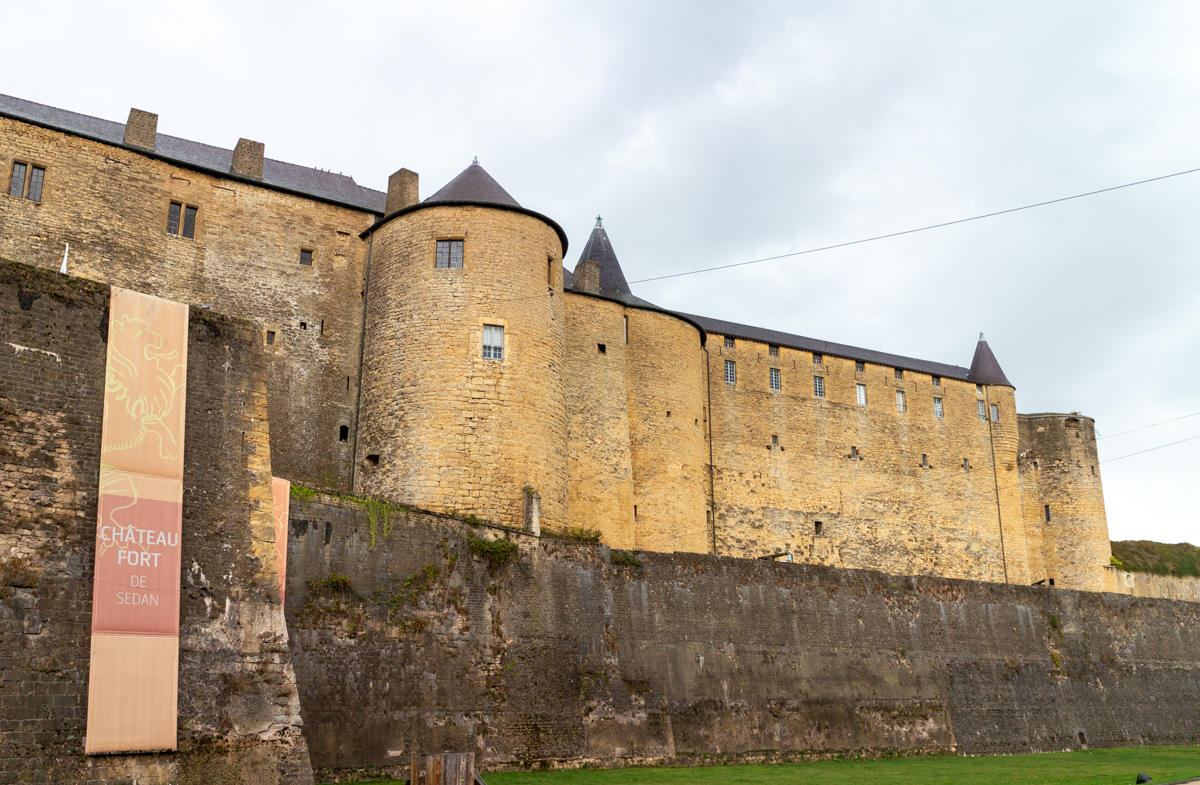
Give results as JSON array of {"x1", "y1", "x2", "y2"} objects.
[{"x1": 468, "y1": 537, "x2": 518, "y2": 570}]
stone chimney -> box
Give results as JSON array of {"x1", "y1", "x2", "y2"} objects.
[
  {"x1": 573, "y1": 259, "x2": 600, "y2": 293},
  {"x1": 123, "y1": 109, "x2": 158, "y2": 151},
  {"x1": 385, "y1": 168, "x2": 419, "y2": 216},
  {"x1": 231, "y1": 138, "x2": 265, "y2": 179}
]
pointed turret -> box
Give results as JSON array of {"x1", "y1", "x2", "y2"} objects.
[
  {"x1": 968, "y1": 333, "x2": 1013, "y2": 388},
  {"x1": 575, "y1": 217, "x2": 631, "y2": 295},
  {"x1": 423, "y1": 159, "x2": 520, "y2": 207}
]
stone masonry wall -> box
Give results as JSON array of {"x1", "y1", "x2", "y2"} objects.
[
  {"x1": 286, "y1": 494, "x2": 1200, "y2": 778},
  {"x1": 0, "y1": 117, "x2": 375, "y2": 493},
  {"x1": 355, "y1": 205, "x2": 567, "y2": 529},
  {"x1": 706, "y1": 333, "x2": 1028, "y2": 583},
  {"x1": 0, "y1": 261, "x2": 312, "y2": 784}
]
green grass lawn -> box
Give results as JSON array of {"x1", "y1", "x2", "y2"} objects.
[{"x1": 471, "y1": 747, "x2": 1200, "y2": 785}]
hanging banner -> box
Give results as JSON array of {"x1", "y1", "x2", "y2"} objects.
[
  {"x1": 86, "y1": 287, "x2": 188, "y2": 755},
  {"x1": 272, "y1": 477, "x2": 290, "y2": 609}
]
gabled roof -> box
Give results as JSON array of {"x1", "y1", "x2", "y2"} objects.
[
  {"x1": 424, "y1": 162, "x2": 520, "y2": 207},
  {"x1": 968, "y1": 337, "x2": 1014, "y2": 387},
  {"x1": 576, "y1": 220, "x2": 632, "y2": 294},
  {"x1": 0, "y1": 93, "x2": 387, "y2": 213},
  {"x1": 674, "y1": 311, "x2": 975, "y2": 381}
]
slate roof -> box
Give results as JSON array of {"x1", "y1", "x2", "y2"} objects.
[
  {"x1": 968, "y1": 338, "x2": 1013, "y2": 387},
  {"x1": 672, "y1": 311, "x2": 976, "y2": 381},
  {"x1": 0, "y1": 93, "x2": 387, "y2": 213},
  {"x1": 576, "y1": 221, "x2": 632, "y2": 294},
  {"x1": 424, "y1": 162, "x2": 520, "y2": 207}
]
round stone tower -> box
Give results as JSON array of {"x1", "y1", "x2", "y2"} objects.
[{"x1": 355, "y1": 162, "x2": 569, "y2": 529}]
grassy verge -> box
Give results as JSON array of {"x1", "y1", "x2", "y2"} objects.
[
  {"x1": 323, "y1": 747, "x2": 1200, "y2": 785},
  {"x1": 1111, "y1": 540, "x2": 1200, "y2": 577}
]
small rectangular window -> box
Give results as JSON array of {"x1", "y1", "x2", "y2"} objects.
[
  {"x1": 963, "y1": 458, "x2": 970, "y2": 470},
  {"x1": 990, "y1": 404, "x2": 999, "y2": 422},
  {"x1": 167, "y1": 202, "x2": 182, "y2": 235},
  {"x1": 547, "y1": 257, "x2": 553, "y2": 286},
  {"x1": 339, "y1": 425, "x2": 349, "y2": 442},
  {"x1": 436, "y1": 239, "x2": 464, "y2": 268},
  {"x1": 896, "y1": 390, "x2": 906, "y2": 412},
  {"x1": 598, "y1": 343, "x2": 606, "y2": 354},
  {"x1": 265, "y1": 330, "x2": 275, "y2": 346},
  {"x1": 300, "y1": 249, "x2": 313, "y2": 266},
  {"x1": 771, "y1": 434, "x2": 779, "y2": 446},
  {"x1": 26, "y1": 166, "x2": 44, "y2": 201},
  {"x1": 855, "y1": 361, "x2": 865, "y2": 373},
  {"x1": 624, "y1": 316, "x2": 628, "y2": 344},
  {"x1": 813, "y1": 375, "x2": 825, "y2": 398},
  {"x1": 934, "y1": 397, "x2": 944, "y2": 418},
  {"x1": 856, "y1": 383, "x2": 867, "y2": 406},
  {"x1": 921, "y1": 454, "x2": 928, "y2": 468},
  {"x1": 482, "y1": 324, "x2": 504, "y2": 359},
  {"x1": 976, "y1": 384, "x2": 984, "y2": 395},
  {"x1": 183, "y1": 205, "x2": 197, "y2": 239},
  {"x1": 769, "y1": 344, "x2": 779, "y2": 357},
  {"x1": 1044, "y1": 504, "x2": 1051, "y2": 522},
  {"x1": 9, "y1": 162, "x2": 26, "y2": 197},
  {"x1": 724, "y1": 359, "x2": 736, "y2": 385},
  {"x1": 932, "y1": 375, "x2": 941, "y2": 387},
  {"x1": 812, "y1": 353, "x2": 823, "y2": 365},
  {"x1": 850, "y1": 446, "x2": 858, "y2": 459},
  {"x1": 724, "y1": 336, "x2": 734, "y2": 349},
  {"x1": 814, "y1": 521, "x2": 823, "y2": 536},
  {"x1": 978, "y1": 400, "x2": 987, "y2": 421},
  {"x1": 895, "y1": 368, "x2": 904, "y2": 380},
  {"x1": 770, "y1": 367, "x2": 781, "y2": 391}
]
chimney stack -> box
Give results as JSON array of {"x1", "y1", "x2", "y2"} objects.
[
  {"x1": 573, "y1": 259, "x2": 600, "y2": 293},
  {"x1": 385, "y1": 168, "x2": 419, "y2": 216},
  {"x1": 123, "y1": 109, "x2": 158, "y2": 151},
  {"x1": 231, "y1": 138, "x2": 265, "y2": 179}
]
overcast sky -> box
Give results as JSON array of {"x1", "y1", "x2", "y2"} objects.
[{"x1": 8, "y1": 1, "x2": 1199, "y2": 545}]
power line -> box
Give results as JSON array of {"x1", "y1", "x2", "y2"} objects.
[
  {"x1": 1100, "y1": 434, "x2": 1200, "y2": 465},
  {"x1": 1098, "y1": 411, "x2": 1200, "y2": 440},
  {"x1": 627, "y1": 164, "x2": 1200, "y2": 285}
]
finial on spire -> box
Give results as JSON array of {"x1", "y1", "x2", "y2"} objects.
[
  {"x1": 595, "y1": 215, "x2": 603, "y2": 227},
  {"x1": 472, "y1": 156, "x2": 479, "y2": 165},
  {"x1": 979, "y1": 332, "x2": 985, "y2": 341}
]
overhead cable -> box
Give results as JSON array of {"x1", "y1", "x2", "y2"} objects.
[
  {"x1": 1100, "y1": 434, "x2": 1200, "y2": 465},
  {"x1": 1098, "y1": 411, "x2": 1200, "y2": 440}
]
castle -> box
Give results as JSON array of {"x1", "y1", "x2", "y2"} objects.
[{"x1": 0, "y1": 94, "x2": 1111, "y2": 591}]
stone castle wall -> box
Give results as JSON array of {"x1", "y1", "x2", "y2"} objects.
[
  {"x1": 285, "y1": 493, "x2": 1200, "y2": 777},
  {"x1": 355, "y1": 205, "x2": 568, "y2": 529},
  {"x1": 0, "y1": 261, "x2": 311, "y2": 784},
  {"x1": 0, "y1": 116, "x2": 374, "y2": 493}
]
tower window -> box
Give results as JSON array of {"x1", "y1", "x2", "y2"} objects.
[
  {"x1": 932, "y1": 375, "x2": 941, "y2": 387},
  {"x1": 547, "y1": 257, "x2": 553, "y2": 286},
  {"x1": 934, "y1": 397, "x2": 944, "y2": 418},
  {"x1": 265, "y1": 330, "x2": 275, "y2": 346},
  {"x1": 921, "y1": 454, "x2": 928, "y2": 468},
  {"x1": 482, "y1": 324, "x2": 504, "y2": 359},
  {"x1": 9, "y1": 162, "x2": 26, "y2": 197},
  {"x1": 814, "y1": 521, "x2": 823, "y2": 536},
  {"x1": 724, "y1": 336, "x2": 735, "y2": 349},
  {"x1": 855, "y1": 361, "x2": 865, "y2": 373},
  {"x1": 1033, "y1": 460, "x2": 1039, "y2": 470},
  {"x1": 1044, "y1": 504, "x2": 1051, "y2": 522},
  {"x1": 436, "y1": 239, "x2": 464, "y2": 268},
  {"x1": 812, "y1": 353, "x2": 823, "y2": 365},
  {"x1": 769, "y1": 344, "x2": 779, "y2": 357},
  {"x1": 724, "y1": 359, "x2": 736, "y2": 385},
  {"x1": 598, "y1": 343, "x2": 606, "y2": 354},
  {"x1": 976, "y1": 384, "x2": 984, "y2": 395},
  {"x1": 850, "y1": 446, "x2": 858, "y2": 460},
  {"x1": 183, "y1": 205, "x2": 197, "y2": 238},
  {"x1": 990, "y1": 404, "x2": 999, "y2": 422},
  {"x1": 300, "y1": 249, "x2": 313, "y2": 266},
  {"x1": 167, "y1": 202, "x2": 182, "y2": 234},
  {"x1": 339, "y1": 425, "x2": 349, "y2": 442},
  {"x1": 856, "y1": 383, "x2": 867, "y2": 406},
  {"x1": 963, "y1": 458, "x2": 970, "y2": 471},
  {"x1": 895, "y1": 390, "x2": 906, "y2": 412},
  {"x1": 8, "y1": 162, "x2": 44, "y2": 201},
  {"x1": 895, "y1": 368, "x2": 904, "y2": 380},
  {"x1": 770, "y1": 368, "x2": 781, "y2": 391},
  {"x1": 771, "y1": 435, "x2": 779, "y2": 447},
  {"x1": 813, "y1": 375, "x2": 825, "y2": 398},
  {"x1": 624, "y1": 316, "x2": 628, "y2": 344},
  {"x1": 978, "y1": 400, "x2": 987, "y2": 421}
]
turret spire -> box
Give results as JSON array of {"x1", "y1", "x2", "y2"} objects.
[
  {"x1": 575, "y1": 219, "x2": 631, "y2": 294},
  {"x1": 968, "y1": 335, "x2": 1013, "y2": 388}
]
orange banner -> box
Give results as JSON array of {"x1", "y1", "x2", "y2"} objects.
[
  {"x1": 86, "y1": 287, "x2": 189, "y2": 755},
  {"x1": 272, "y1": 477, "x2": 290, "y2": 610}
]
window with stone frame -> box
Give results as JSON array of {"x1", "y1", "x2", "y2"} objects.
[
  {"x1": 724, "y1": 336, "x2": 735, "y2": 349},
  {"x1": 436, "y1": 239, "x2": 464, "y2": 268},
  {"x1": 724, "y1": 359, "x2": 736, "y2": 385},
  {"x1": 896, "y1": 390, "x2": 906, "y2": 412},
  {"x1": 934, "y1": 397, "x2": 944, "y2": 418},
  {"x1": 482, "y1": 324, "x2": 504, "y2": 360},
  {"x1": 856, "y1": 383, "x2": 867, "y2": 406},
  {"x1": 813, "y1": 375, "x2": 825, "y2": 398},
  {"x1": 990, "y1": 404, "x2": 999, "y2": 422},
  {"x1": 978, "y1": 400, "x2": 987, "y2": 421},
  {"x1": 770, "y1": 368, "x2": 781, "y2": 391},
  {"x1": 8, "y1": 161, "x2": 45, "y2": 201}
]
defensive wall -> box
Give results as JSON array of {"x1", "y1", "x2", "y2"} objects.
[
  {"x1": 285, "y1": 492, "x2": 1200, "y2": 779},
  {"x1": 0, "y1": 261, "x2": 312, "y2": 784}
]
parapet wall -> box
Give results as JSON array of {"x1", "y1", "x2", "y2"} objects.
[
  {"x1": 1102, "y1": 566, "x2": 1200, "y2": 603},
  {"x1": 286, "y1": 493, "x2": 1200, "y2": 778},
  {"x1": 0, "y1": 261, "x2": 312, "y2": 784}
]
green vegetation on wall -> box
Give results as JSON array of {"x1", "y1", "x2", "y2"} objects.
[{"x1": 1111, "y1": 540, "x2": 1200, "y2": 578}]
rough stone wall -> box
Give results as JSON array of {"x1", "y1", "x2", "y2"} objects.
[
  {"x1": 624, "y1": 308, "x2": 709, "y2": 553},
  {"x1": 1101, "y1": 566, "x2": 1200, "y2": 602},
  {"x1": 706, "y1": 335, "x2": 1023, "y2": 583},
  {"x1": 355, "y1": 205, "x2": 567, "y2": 529},
  {"x1": 286, "y1": 495, "x2": 1200, "y2": 777},
  {"x1": 564, "y1": 294, "x2": 634, "y2": 546},
  {"x1": 0, "y1": 261, "x2": 312, "y2": 784},
  {"x1": 0, "y1": 116, "x2": 374, "y2": 492},
  {"x1": 1018, "y1": 414, "x2": 1111, "y2": 591}
]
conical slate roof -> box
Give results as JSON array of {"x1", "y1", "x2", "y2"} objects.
[
  {"x1": 968, "y1": 336, "x2": 1013, "y2": 388},
  {"x1": 576, "y1": 219, "x2": 632, "y2": 294},
  {"x1": 424, "y1": 161, "x2": 520, "y2": 207}
]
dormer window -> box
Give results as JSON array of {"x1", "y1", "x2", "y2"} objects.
[{"x1": 436, "y1": 239, "x2": 464, "y2": 268}]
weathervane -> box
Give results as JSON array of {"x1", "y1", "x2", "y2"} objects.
[{"x1": 595, "y1": 215, "x2": 603, "y2": 227}]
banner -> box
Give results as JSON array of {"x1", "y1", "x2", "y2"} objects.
[
  {"x1": 272, "y1": 477, "x2": 290, "y2": 609},
  {"x1": 86, "y1": 287, "x2": 188, "y2": 754}
]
